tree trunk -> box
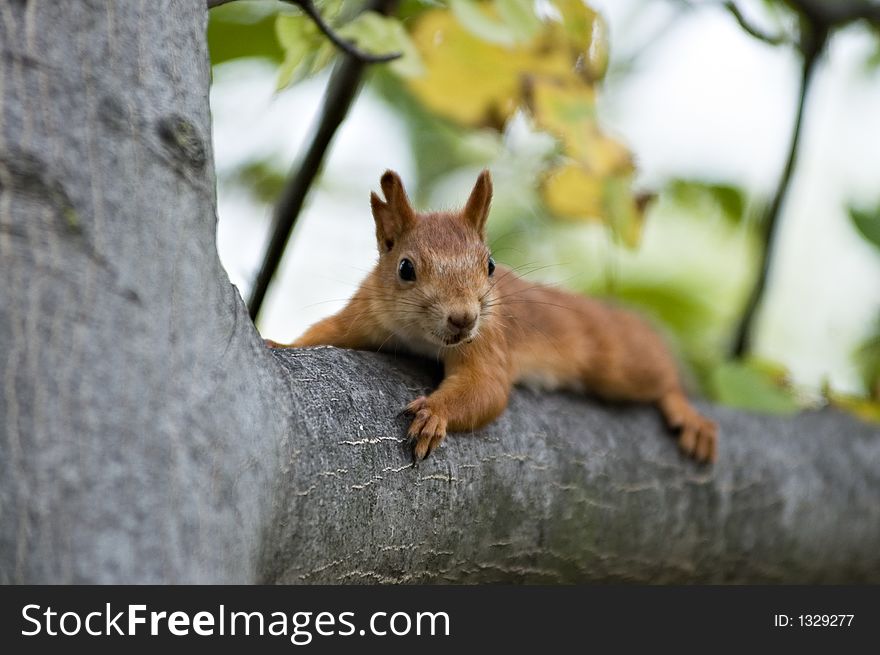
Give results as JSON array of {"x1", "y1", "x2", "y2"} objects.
[{"x1": 0, "y1": 1, "x2": 877, "y2": 584}]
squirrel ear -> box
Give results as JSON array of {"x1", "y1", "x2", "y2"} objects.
[
  {"x1": 371, "y1": 170, "x2": 416, "y2": 252},
  {"x1": 463, "y1": 169, "x2": 492, "y2": 237}
]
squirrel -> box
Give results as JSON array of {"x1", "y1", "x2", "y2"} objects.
[{"x1": 267, "y1": 170, "x2": 717, "y2": 464}]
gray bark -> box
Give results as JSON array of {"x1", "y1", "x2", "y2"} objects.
[{"x1": 0, "y1": 1, "x2": 878, "y2": 584}]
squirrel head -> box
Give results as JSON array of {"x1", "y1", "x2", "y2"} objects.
[{"x1": 369, "y1": 169, "x2": 496, "y2": 348}]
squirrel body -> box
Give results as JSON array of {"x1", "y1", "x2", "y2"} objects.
[{"x1": 273, "y1": 170, "x2": 717, "y2": 463}]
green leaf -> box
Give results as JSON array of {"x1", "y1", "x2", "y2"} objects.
[
  {"x1": 226, "y1": 160, "x2": 287, "y2": 204},
  {"x1": 208, "y1": 4, "x2": 284, "y2": 66},
  {"x1": 450, "y1": 0, "x2": 518, "y2": 46},
  {"x1": 854, "y1": 314, "x2": 880, "y2": 399},
  {"x1": 496, "y1": 0, "x2": 542, "y2": 41},
  {"x1": 276, "y1": 12, "x2": 311, "y2": 50},
  {"x1": 398, "y1": 0, "x2": 447, "y2": 21},
  {"x1": 336, "y1": 12, "x2": 425, "y2": 77},
  {"x1": 275, "y1": 15, "x2": 315, "y2": 89},
  {"x1": 308, "y1": 42, "x2": 338, "y2": 76},
  {"x1": 865, "y1": 36, "x2": 880, "y2": 72},
  {"x1": 667, "y1": 180, "x2": 747, "y2": 224},
  {"x1": 602, "y1": 174, "x2": 644, "y2": 248},
  {"x1": 592, "y1": 282, "x2": 718, "y2": 390},
  {"x1": 274, "y1": 14, "x2": 338, "y2": 90},
  {"x1": 710, "y1": 361, "x2": 800, "y2": 415},
  {"x1": 849, "y1": 204, "x2": 880, "y2": 252},
  {"x1": 602, "y1": 283, "x2": 711, "y2": 340}
]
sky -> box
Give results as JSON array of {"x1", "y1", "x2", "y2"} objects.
[{"x1": 210, "y1": 0, "x2": 880, "y2": 395}]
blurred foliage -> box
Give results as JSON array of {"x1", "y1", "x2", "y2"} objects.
[
  {"x1": 404, "y1": 2, "x2": 645, "y2": 246},
  {"x1": 828, "y1": 392, "x2": 880, "y2": 422},
  {"x1": 208, "y1": 0, "x2": 880, "y2": 420},
  {"x1": 208, "y1": 2, "x2": 284, "y2": 65},
  {"x1": 406, "y1": 4, "x2": 594, "y2": 124},
  {"x1": 850, "y1": 202, "x2": 880, "y2": 251},
  {"x1": 667, "y1": 180, "x2": 748, "y2": 225},
  {"x1": 338, "y1": 12, "x2": 425, "y2": 76},
  {"x1": 849, "y1": 202, "x2": 880, "y2": 401},
  {"x1": 855, "y1": 317, "x2": 880, "y2": 400},
  {"x1": 275, "y1": 12, "x2": 337, "y2": 89},
  {"x1": 229, "y1": 160, "x2": 288, "y2": 204},
  {"x1": 710, "y1": 359, "x2": 800, "y2": 416},
  {"x1": 370, "y1": 71, "x2": 504, "y2": 201},
  {"x1": 867, "y1": 35, "x2": 880, "y2": 71}
]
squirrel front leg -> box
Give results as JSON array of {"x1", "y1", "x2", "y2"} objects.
[{"x1": 405, "y1": 344, "x2": 512, "y2": 461}]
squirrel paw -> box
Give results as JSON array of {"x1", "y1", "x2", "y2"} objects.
[
  {"x1": 404, "y1": 396, "x2": 448, "y2": 462},
  {"x1": 676, "y1": 413, "x2": 718, "y2": 464}
]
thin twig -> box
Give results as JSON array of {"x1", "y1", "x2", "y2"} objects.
[
  {"x1": 668, "y1": 0, "x2": 788, "y2": 45},
  {"x1": 208, "y1": 0, "x2": 402, "y2": 64},
  {"x1": 248, "y1": 0, "x2": 400, "y2": 321},
  {"x1": 731, "y1": 26, "x2": 827, "y2": 357},
  {"x1": 784, "y1": 0, "x2": 880, "y2": 28},
  {"x1": 284, "y1": 0, "x2": 401, "y2": 64},
  {"x1": 723, "y1": 1, "x2": 787, "y2": 45}
]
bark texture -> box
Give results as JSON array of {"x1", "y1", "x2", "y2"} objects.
[{"x1": 0, "y1": 1, "x2": 878, "y2": 584}]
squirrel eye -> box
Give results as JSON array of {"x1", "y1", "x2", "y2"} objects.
[
  {"x1": 488, "y1": 256, "x2": 496, "y2": 277},
  {"x1": 398, "y1": 258, "x2": 416, "y2": 282}
]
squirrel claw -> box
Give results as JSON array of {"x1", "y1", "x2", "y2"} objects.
[
  {"x1": 403, "y1": 396, "x2": 429, "y2": 416},
  {"x1": 406, "y1": 400, "x2": 447, "y2": 462},
  {"x1": 677, "y1": 415, "x2": 718, "y2": 464}
]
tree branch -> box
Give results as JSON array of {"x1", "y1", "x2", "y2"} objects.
[
  {"x1": 258, "y1": 348, "x2": 880, "y2": 584},
  {"x1": 248, "y1": 0, "x2": 400, "y2": 320}
]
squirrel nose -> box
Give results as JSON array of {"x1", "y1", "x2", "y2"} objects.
[{"x1": 447, "y1": 312, "x2": 477, "y2": 331}]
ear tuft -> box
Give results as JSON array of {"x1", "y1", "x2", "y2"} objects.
[
  {"x1": 371, "y1": 171, "x2": 415, "y2": 253},
  {"x1": 380, "y1": 170, "x2": 400, "y2": 199},
  {"x1": 463, "y1": 169, "x2": 493, "y2": 237}
]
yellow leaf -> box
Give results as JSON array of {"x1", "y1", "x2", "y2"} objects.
[
  {"x1": 591, "y1": 133, "x2": 632, "y2": 176},
  {"x1": 527, "y1": 77, "x2": 631, "y2": 174},
  {"x1": 552, "y1": 0, "x2": 597, "y2": 46},
  {"x1": 602, "y1": 174, "x2": 645, "y2": 248},
  {"x1": 407, "y1": 3, "x2": 643, "y2": 246},
  {"x1": 541, "y1": 168, "x2": 646, "y2": 247},
  {"x1": 450, "y1": 0, "x2": 518, "y2": 46},
  {"x1": 542, "y1": 165, "x2": 604, "y2": 220},
  {"x1": 585, "y1": 10, "x2": 609, "y2": 81},
  {"x1": 407, "y1": 9, "x2": 580, "y2": 126},
  {"x1": 827, "y1": 391, "x2": 880, "y2": 423}
]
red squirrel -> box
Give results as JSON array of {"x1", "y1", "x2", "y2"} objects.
[{"x1": 268, "y1": 170, "x2": 717, "y2": 463}]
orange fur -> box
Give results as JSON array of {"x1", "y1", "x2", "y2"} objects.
[{"x1": 274, "y1": 170, "x2": 717, "y2": 463}]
